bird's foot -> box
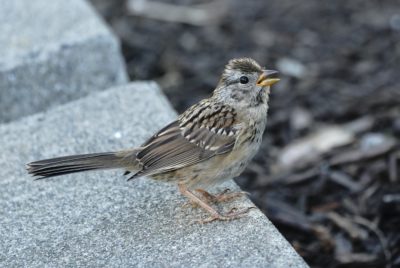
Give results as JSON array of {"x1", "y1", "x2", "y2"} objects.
[
  {"x1": 195, "y1": 188, "x2": 249, "y2": 203},
  {"x1": 178, "y1": 183, "x2": 254, "y2": 224},
  {"x1": 198, "y1": 206, "x2": 256, "y2": 224}
]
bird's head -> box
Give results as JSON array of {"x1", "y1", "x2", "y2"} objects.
[{"x1": 213, "y1": 58, "x2": 280, "y2": 108}]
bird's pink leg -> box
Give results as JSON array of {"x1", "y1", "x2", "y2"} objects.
[
  {"x1": 195, "y1": 188, "x2": 249, "y2": 203},
  {"x1": 178, "y1": 183, "x2": 254, "y2": 223}
]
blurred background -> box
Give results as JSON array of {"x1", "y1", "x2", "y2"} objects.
[{"x1": 90, "y1": 0, "x2": 400, "y2": 266}]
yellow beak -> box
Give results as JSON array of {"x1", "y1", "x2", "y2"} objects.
[{"x1": 256, "y1": 70, "x2": 280, "y2": 87}]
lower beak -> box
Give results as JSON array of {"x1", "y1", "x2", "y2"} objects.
[{"x1": 256, "y1": 70, "x2": 280, "y2": 87}]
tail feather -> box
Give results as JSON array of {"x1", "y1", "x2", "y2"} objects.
[
  {"x1": 27, "y1": 152, "x2": 136, "y2": 178},
  {"x1": 31, "y1": 164, "x2": 105, "y2": 178},
  {"x1": 33, "y1": 167, "x2": 102, "y2": 179}
]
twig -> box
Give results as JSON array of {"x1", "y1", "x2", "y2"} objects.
[
  {"x1": 127, "y1": 0, "x2": 229, "y2": 26},
  {"x1": 329, "y1": 140, "x2": 397, "y2": 166},
  {"x1": 352, "y1": 216, "x2": 391, "y2": 268},
  {"x1": 388, "y1": 152, "x2": 399, "y2": 183},
  {"x1": 327, "y1": 170, "x2": 362, "y2": 192},
  {"x1": 327, "y1": 212, "x2": 368, "y2": 240}
]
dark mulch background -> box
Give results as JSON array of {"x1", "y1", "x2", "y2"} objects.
[{"x1": 90, "y1": 0, "x2": 400, "y2": 267}]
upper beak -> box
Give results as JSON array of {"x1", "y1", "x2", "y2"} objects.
[{"x1": 256, "y1": 70, "x2": 280, "y2": 87}]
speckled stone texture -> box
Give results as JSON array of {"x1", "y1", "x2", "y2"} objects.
[
  {"x1": 0, "y1": 0, "x2": 128, "y2": 123},
  {"x1": 0, "y1": 82, "x2": 308, "y2": 267}
]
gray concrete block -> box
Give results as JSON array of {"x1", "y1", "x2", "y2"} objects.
[
  {"x1": 0, "y1": 0, "x2": 128, "y2": 123},
  {"x1": 0, "y1": 82, "x2": 308, "y2": 267}
]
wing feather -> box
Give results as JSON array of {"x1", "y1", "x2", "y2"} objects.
[{"x1": 132, "y1": 100, "x2": 240, "y2": 178}]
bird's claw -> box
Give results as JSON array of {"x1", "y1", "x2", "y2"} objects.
[
  {"x1": 197, "y1": 206, "x2": 256, "y2": 224},
  {"x1": 195, "y1": 188, "x2": 249, "y2": 203}
]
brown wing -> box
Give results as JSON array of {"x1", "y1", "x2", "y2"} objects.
[{"x1": 131, "y1": 100, "x2": 240, "y2": 178}]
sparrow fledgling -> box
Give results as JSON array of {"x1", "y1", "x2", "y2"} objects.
[{"x1": 27, "y1": 58, "x2": 280, "y2": 223}]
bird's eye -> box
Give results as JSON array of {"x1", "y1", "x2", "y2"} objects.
[{"x1": 239, "y1": 76, "x2": 249, "y2": 84}]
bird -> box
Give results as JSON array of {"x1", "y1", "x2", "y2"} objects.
[{"x1": 27, "y1": 58, "x2": 280, "y2": 223}]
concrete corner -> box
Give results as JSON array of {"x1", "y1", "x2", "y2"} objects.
[{"x1": 0, "y1": 0, "x2": 128, "y2": 123}]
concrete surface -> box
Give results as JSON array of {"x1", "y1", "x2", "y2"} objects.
[
  {"x1": 0, "y1": 0, "x2": 128, "y2": 123},
  {"x1": 0, "y1": 82, "x2": 308, "y2": 267}
]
